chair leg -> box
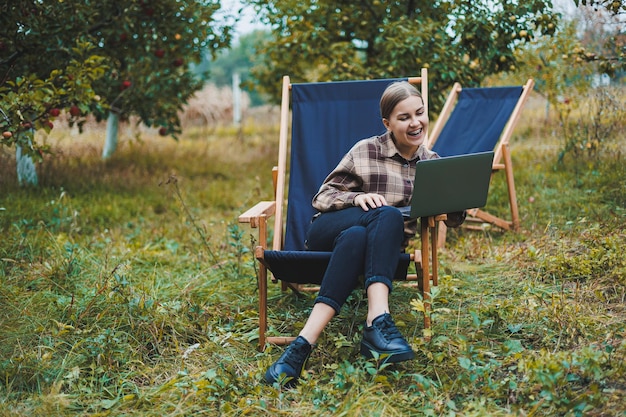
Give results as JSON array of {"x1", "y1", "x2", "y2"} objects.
[
  {"x1": 502, "y1": 143, "x2": 520, "y2": 231},
  {"x1": 437, "y1": 222, "x2": 447, "y2": 249},
  {"x1": 431, "y1": 219, "x2": 439, "y2": 287},
  {"x1": 255, "y1": 216, "x2": 269, "y2": 351},
  {"x1": 258, "y1": 258, "x2": 268, "y2": 351},
  {"x1": 420, "y1": 218, "x2": 431, "y2": 336}
]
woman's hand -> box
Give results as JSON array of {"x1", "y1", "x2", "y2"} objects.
[{"x1": 354, "y1": 193, "x2": 388, "y2": 211}]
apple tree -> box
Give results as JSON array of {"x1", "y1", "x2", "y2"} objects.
[
  {"x1": 87, "y1": 1, "x2": 234, "y2": 158},
  {"x1": 570, "y1": 0, "x2": 625, "y2": 75},
  {"x1": 1, "y1": 0, "x2": 234, "y2": 184},
  {"x1": 244, "y1": 0, "x2": 559, "y2": 112},
  {"x1": 508, "y1": 2, "x2": 624, "y2": 162}
]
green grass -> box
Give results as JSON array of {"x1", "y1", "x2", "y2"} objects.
[{"x1": 1, "y1": 100, "x2": 625, "y2": 416}]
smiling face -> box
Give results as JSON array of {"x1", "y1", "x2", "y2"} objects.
[{"x1": 382, "y1": 94, "x2": 428, "y2": 159}]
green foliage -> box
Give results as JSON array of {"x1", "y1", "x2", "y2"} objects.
[
  {"x1": 0, "y1": 41, "x2": 106, "y2": 158},
  {"x1": 244, "y1": 0, "x2": 559, "y2": 111},
  {"x1": 0, "y1": 0, "x2": 233, "y2": 157},
  {"x1": 513, "y1": 21, "x2": 592, "y2": 103}
]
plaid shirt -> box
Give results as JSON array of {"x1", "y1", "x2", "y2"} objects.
[{"x1": 312, "y1": 132, "x2": 439, "y2": 240}]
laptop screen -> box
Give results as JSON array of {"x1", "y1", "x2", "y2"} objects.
[{"x1": 408, "y1": 151, "x2": 494, "y2": 218}]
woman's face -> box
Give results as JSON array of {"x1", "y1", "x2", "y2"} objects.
[{"x1": 383, "y1": 95, "x2": 428, "y2": 159}]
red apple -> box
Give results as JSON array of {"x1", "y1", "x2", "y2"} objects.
[
  {"x1": 120, "y1": 80, "x2": 132, "y2": 90},
  {"x1": 49, "y1": 108, "x2": 61, "y2": 117},
  {"x1": 2, "y1": 131, "x2": 12, "y2": 139},
  {"x1": 158, "y1": 127, "x2": 168, "y2": 136},
  {"x1": 69, "y1": 105, "x2": 80, "y2": 117},
  {"x1": 173, "y1": 58, "x2": 184, "y2": 67},
  {"x1": 21, "y1": 121, "x2": 33, "y2": 129},
  {"x1": 46, "y1": 121, "x2": 54, "y2": 129},
  {"x1": 154, "y1": 49, "x2": 165, "y2": 58}
]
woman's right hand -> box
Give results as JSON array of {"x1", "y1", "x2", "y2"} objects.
[{"x1": 354, "y1": 193, "x2": 388, "y2": 211}]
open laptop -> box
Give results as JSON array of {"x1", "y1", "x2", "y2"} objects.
[{"x1": 399, "y1": 151, "x2": 495, "y2": 219}]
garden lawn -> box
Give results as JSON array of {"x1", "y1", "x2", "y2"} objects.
[{"x1": 0, "y1": 112, "x2": 624, "y2": 416}]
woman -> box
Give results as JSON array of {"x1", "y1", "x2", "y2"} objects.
[{"x1": 264, "y1": 81, "x2": 462, "y2": 387}]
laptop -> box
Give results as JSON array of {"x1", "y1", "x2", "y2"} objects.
[{"x1": 399, "y1": 151, "x2": 495, "y2": 219}]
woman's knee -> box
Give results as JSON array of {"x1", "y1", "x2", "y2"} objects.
[
  {"x1": 371, "y1": 206, "x2": 404, "y2": 237},
  {"x1": 334, "y1": 226, "x2": 367, "y2": 254},
  {"x1": 377, "y1": 205, "x2": 404, "y2": 224}
]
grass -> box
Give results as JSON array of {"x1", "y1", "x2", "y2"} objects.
[{"x1": 0, "y1": 94, "x2": 625, "y2": 416}]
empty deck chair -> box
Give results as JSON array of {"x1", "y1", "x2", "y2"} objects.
[{"x1": 428, "y1": 79, "x2": 535, "y2": 232}]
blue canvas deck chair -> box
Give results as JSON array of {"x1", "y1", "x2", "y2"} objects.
[
  {"x1": 239, "y1": 69, "x2": 446, "y2": 350},
  {"x1": 427, "y1": 79, "x2": 534, "y2": 233}
]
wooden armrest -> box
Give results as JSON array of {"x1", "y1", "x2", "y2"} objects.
[
  {"x1": 493, "y1": 163, "x2": 505, "y2": 171},
  {"x1": 238, "y1": 201, "x2": 276, "y2": 227}
]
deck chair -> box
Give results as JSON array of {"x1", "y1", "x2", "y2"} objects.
[
  {"x1": 427, "y1": 79, "x2": 535, "y2": 233},
  {"x1": 239, "y1": 69, "x2": 446, "y2": 351}
]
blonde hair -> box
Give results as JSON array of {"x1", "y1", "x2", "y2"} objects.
[{"x1": 380, "y1": 81, "x2": 423, "y2": 120}]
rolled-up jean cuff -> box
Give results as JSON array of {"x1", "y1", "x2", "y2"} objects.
[
  {"x1": 314, "y1": 296, "x2": 342, "y2": 315},
  {"x1": 364, "y1": 275, "x2": 393, "y2": 293}
]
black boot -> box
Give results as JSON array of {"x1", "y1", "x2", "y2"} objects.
[
  {"x1": 264, "y1": 336, "x2": 312, "y2": 387},
  {"x1": 361, "y1": 313, "x2": 415, "y2": 363}
]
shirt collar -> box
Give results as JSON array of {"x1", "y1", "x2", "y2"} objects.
[{"x1": 379, "y1": 131, "x2": 428, "y2": 161}]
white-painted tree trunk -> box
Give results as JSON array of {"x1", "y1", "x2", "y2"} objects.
[
  {"x1": 16, "y1": 130, "x2": 38, "y2": 186},
  {"x1": 232, "y1": 72, "x2": 241, "y2": 127},
  {"x1": 102, "y1": 111, "x2": 119, "y2": 160}
]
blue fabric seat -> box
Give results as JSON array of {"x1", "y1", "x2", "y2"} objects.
[{"x1": 263, "y1": 251, "x2": 412, "y2": 285}]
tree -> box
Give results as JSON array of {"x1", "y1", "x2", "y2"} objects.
[
  {"x1": 570, "y1": 0, "x2": 625, "y2": 76},
  {"x1": 1, "y1": 0, "x2": 234, "y2": 180},
  {"x1": 244, "y1": 0, "x2": 559, "y2": 113},
  {"x1": 507, "y1": 3, "x2": 624, "y2": 162},
  {"x1": 573, "y1": 0, "x2": 625, "y2": 16}
]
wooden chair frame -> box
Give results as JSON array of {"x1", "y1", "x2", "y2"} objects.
[{"x1": 239, "y1": 70, "x2": 444, "y2": 350}]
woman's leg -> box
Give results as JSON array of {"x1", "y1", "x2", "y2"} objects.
[
  {"x1": 366, "y1": 282, "x2": 389, "y2": 326},
  {"x1": 356, "y1": 206, "x2": 415, "y2": 363},
  {"x1": 265, "y1": 206, "x2": 411, "y2": 386},
  {"x1": 361, "y1": 205, "x2": 405, "y2": 292},
  {"x1": 306, "y1": 207, "x2": 371, "y2": 310},
  {"x1": 306, "y1": 206, "x2": 405, "y2": 320},
  {"x1": 302, "y1": 220, "x2": 368, "y2": 343},
  {"x1": 298, "y1": 303, "x2": 336, "y2": 344},
  {"x1": 265, "y1": 209, "x2": 367, "y2": 386}
]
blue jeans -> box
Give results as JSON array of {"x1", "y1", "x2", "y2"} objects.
[{"x1": 305, "y1": 206, "x2": 405, "y2": 314}]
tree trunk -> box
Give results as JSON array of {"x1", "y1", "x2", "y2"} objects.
[
  {"x1": 16, "y1": 130, "x2": 38, "y2": 186},
  {"x1": 102, "y1": 111, "x2": 119, "y2": 160}
]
